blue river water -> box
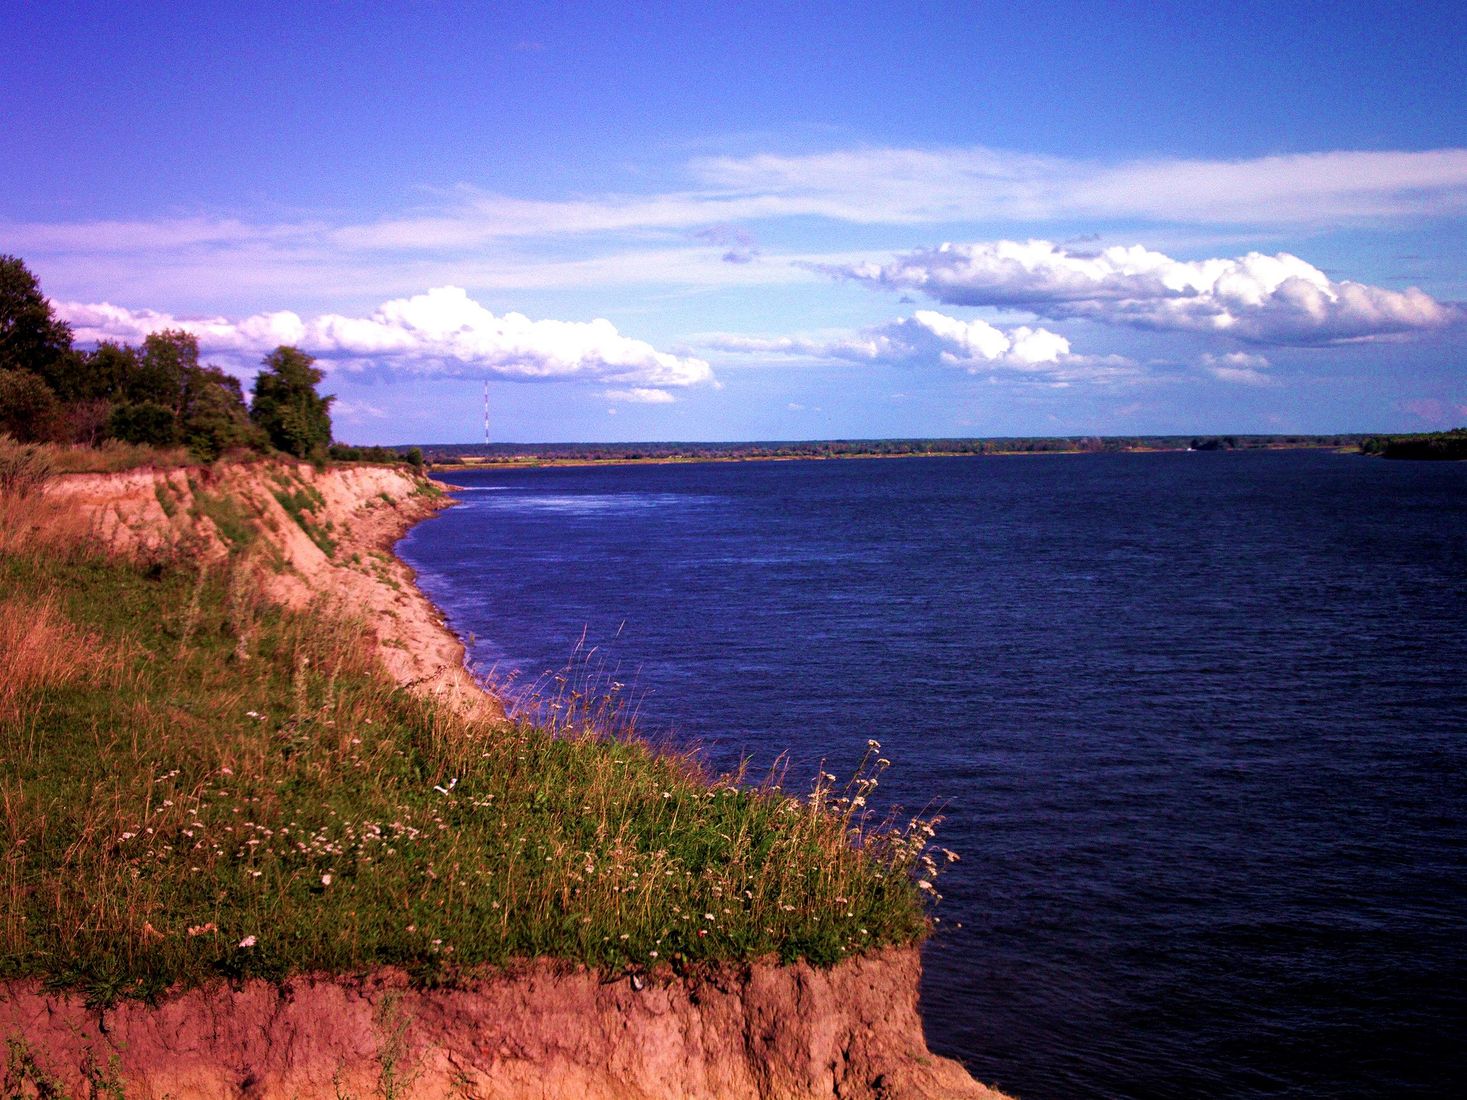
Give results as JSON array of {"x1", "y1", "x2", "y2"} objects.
[{"x1": 398, "y1": 450, "x2": 1466, "y2": 1100}]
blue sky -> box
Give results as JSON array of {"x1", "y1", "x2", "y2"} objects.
[{"x1": 3, "y1": 1, "x2": 1464, "y2": 443}]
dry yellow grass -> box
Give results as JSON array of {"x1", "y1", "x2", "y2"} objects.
[
  {"x1": 42, "y1": 440, "x2": 191, "y2": 475},
  {"x1": 0, "y1": 489, "x2": 98, "y2": 557},
  {"x1": 0, "y1": 594, "x2": 102, "y2": 725}
]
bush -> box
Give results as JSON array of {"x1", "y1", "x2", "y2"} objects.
[
  {"x1": 0, "y1": 368, "x2": 63, "y2": 443},
  {"x1": 108, "y1": 401, "x2": 179, "y2": 447}
]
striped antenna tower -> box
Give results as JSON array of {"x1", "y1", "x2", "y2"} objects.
[{"x1": 482, "y1": 381, "x2": 489, "y2": 446}]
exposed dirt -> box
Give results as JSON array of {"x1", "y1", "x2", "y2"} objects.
[
  {"x1": 43, "y1": 459, "x2": 499, "y2": 721},
  {"x1": 0, "y1": 948, "x2": 1003, "y2": 1100}
]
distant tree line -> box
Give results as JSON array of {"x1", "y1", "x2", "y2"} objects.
[
  {"x1": 421, "y1": 433, "x2": 1367, "y2": 465},
  {"x1": 1360, "y1": 429, "x2": 1467, "y2": 460},
  {"x1": 0, "y1": 254, "x2": 412, "y2": 467},
  {"x1": 328, "y1": 442, "x2": 423, "y2": 468}
]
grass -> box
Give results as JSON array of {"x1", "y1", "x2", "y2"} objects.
[
  {"x1": 192, "y1": 490, "x2": 259, "y2": 550},
  {"x1": 271, "y1": 471, "x2": 337, "y2": 558},
  {"x1": 0, "y1": 478, "x2": 946, "y2": 1007},
  {"x1": 33, "y1": 439, "x2": 192, "y2": 475}
]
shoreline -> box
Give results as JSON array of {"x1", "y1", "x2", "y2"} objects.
[
  {"x1": 3, "y1": 457, "x2": 1004, "y2": 1099},
  {"x1": 429, "y1": 442, "x2": 1352, "y2": 472}
]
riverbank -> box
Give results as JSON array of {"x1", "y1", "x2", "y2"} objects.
[
  {"x1": 0, "y1": 456, "x2": 1000, "y2": 1099},
  {"x1": 423, "y1": 433, "x2": 1361, "y2": 471},
  {"x1": 42, "y1": 458, "x2": 498, "y2": 720}
]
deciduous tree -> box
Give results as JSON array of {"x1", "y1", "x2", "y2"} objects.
[
  {"x1": 249, "y1": 346, "x2": 334, "y2": 458},
  {"x1": 0, "y1": 255, "x2": 73, "y2": 385}
]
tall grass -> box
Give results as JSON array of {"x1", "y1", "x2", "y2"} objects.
[
  {"x1": 0, "y1": 594, "x2": 111, "y2": 726},
  {"x1": 0, "y1": 436, "x2": 56, "y2": 497},
  {"x1": 19, "y1": 439, "x2": 192, "y2": 476},
  {"x1": 0, "y1": 485, "x2": 949, "y2": 1005}
]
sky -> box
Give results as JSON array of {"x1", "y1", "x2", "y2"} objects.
[{"x1": 3, "y1": 0, "x2": 1464, "y2": 444}]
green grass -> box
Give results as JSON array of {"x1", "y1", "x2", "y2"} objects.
[
  {"x1": 191, "y1": 490, "x2": 258, "y2": 549},
  {"x1": 271, "y1": 482, "x2": 337, "y2": 558},
  {"x1": 152, "y1": 481, "x2": 178, "y2": 519},
  {"x1": 0, "y1": 524, "x2": 942, "y2": 1006}
]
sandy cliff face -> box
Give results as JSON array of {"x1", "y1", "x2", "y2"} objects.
[
  {"x1": 44, "y1": 459, "x2": 498, "y2": 720},
  {"x1": 7, "y1": 460, "x2": 1002, "y2": 1100},
  {"x1": 0, "y1": 948, "x2": 1002, "y2": 1100}
]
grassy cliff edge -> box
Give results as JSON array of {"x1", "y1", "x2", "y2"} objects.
[{"x1": 0, "y1": 451, "x2": 995, "y2": 1099}]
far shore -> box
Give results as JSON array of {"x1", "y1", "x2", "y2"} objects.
[{"x1": 428, "y1": 441, "x2": 1354, "y2": 472}]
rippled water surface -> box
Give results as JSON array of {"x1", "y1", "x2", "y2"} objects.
[{"x1": 400, "y1": 450, "x2": 1466, "y2": 1099}]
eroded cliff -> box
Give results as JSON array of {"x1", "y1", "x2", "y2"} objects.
[{"x1": 2, "y1": 459, "x2": 1002, "y2": 1100}]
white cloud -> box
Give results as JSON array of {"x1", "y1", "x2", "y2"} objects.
[
  {"x1": 333, "y1": 399, "x2": 391, "y2": 421},
  {"x1": 693, "y1": 146, "x2": 1467, "y2": 226},
  {"x1": 1199, "y1": 352, "x2": 1273, "y2": 386},
  {"x1": 55, "y1": 286, "x2": 714, "y2": 390},
  {"x1": 706, "y1": 310, "x2": 1140, "y2": 386},
  {"x1": 327, "y1": 146, "x2": 1467, "y2": 248},
  {"x1": 10, "y1": 146, "x2": 1465, "y2": 279},
  {"x1": 822, "y1": 239, "x2": 1464, "y2": 345},
  {"x1": 604, "y1": 387, "x2": 676, "y2": 404},
  {"x1": 59, "y1": 300, "x2": 309, "y2": 351}
]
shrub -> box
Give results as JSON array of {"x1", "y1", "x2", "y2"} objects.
[
  {"x1": 0, "y1": 433, "x2": 55, "y2": 496},
  {"x1": 108, "y1": 401, "x2": 179, "y2": 447},
  {"x1": 0, "y1": 368, "x2": 63, "y2": 443}
]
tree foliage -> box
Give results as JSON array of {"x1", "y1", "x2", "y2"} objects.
[
  {"x1": 0, "y1": 256, "x2": 414, "y2": 467},
  {"x1": 182, "y1": 365, "x2": 266, "y2": 460},
  {"x1": 0, "y1": 368, "x2": 63, "y2": 442},
  {"x1": 0, "y1": 255, "x2": 74, "y2": 386},
  {"x1": 249, "y1": 346, "x2": 334, "y2": 459}
]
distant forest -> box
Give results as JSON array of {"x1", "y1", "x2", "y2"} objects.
[
  {"x1": 1360, "y1": 428, "x2": 1467, "y2": 460},
  {"x1": 417, "y1": 434, "x2": 1375, "y2": 466}
]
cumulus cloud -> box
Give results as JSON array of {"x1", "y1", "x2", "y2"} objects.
[
  {"x1": 706, "y1": 310, "x2": 1139, "y2": 386},
  {"x1": 56, "y1": 287, "x2": 713, "y2": 391},
  {"x1": 822, "y1": 239, "x2": 1465, "y2": 346},
  {"x1": 1199, "y1": 352, "x2": 1273, "y2": 386}
]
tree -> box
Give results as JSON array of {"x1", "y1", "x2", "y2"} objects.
[
  {"x1": 130, "y1": 329, "x2": 197, "y2": 409},
  {"x1": 181, "y1": 364, "x2": 265, "y2": 460},
  {"x1": 249, "y1": 346, "x2": 333, "y2": 458},
  {"x1": 107, "y1": 401, "x2": 178, "y2": 447},
  {"x1": 0, "y1": 368, "x2": 63, "y2": 442},
  {"x1": 0, "y1": 256, "x2": 73, "y2": 384}
]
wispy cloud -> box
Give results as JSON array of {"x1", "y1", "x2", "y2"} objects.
[
  {"x1": 1399, "y1": 397, "x2": 1467, "y2": 427},
  {"x1": 604, "y1": 387, "x2": 677, "y2": 404},
  {"x1": 706, "y1": 310, "x2": 1140, "y2": 386},
  {"x1": 56, "y1": 287, "x2": 713, "y2": 391},
  {"x1": 1199, "y1": 351, "x2": 1274, "y2": 386},
  {"x1": 820, "y1": 239, "x2": 1464, "y2": 346},
  {"x1": 693, "y1": 146, "x2": 1467, "y2": 226},
  {"x1": 9, "y1": 145, "x2": 1465, "y2": 274},
  {"x1": 321, "y1": 146, "x2": 1467, "y2": 248}
]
